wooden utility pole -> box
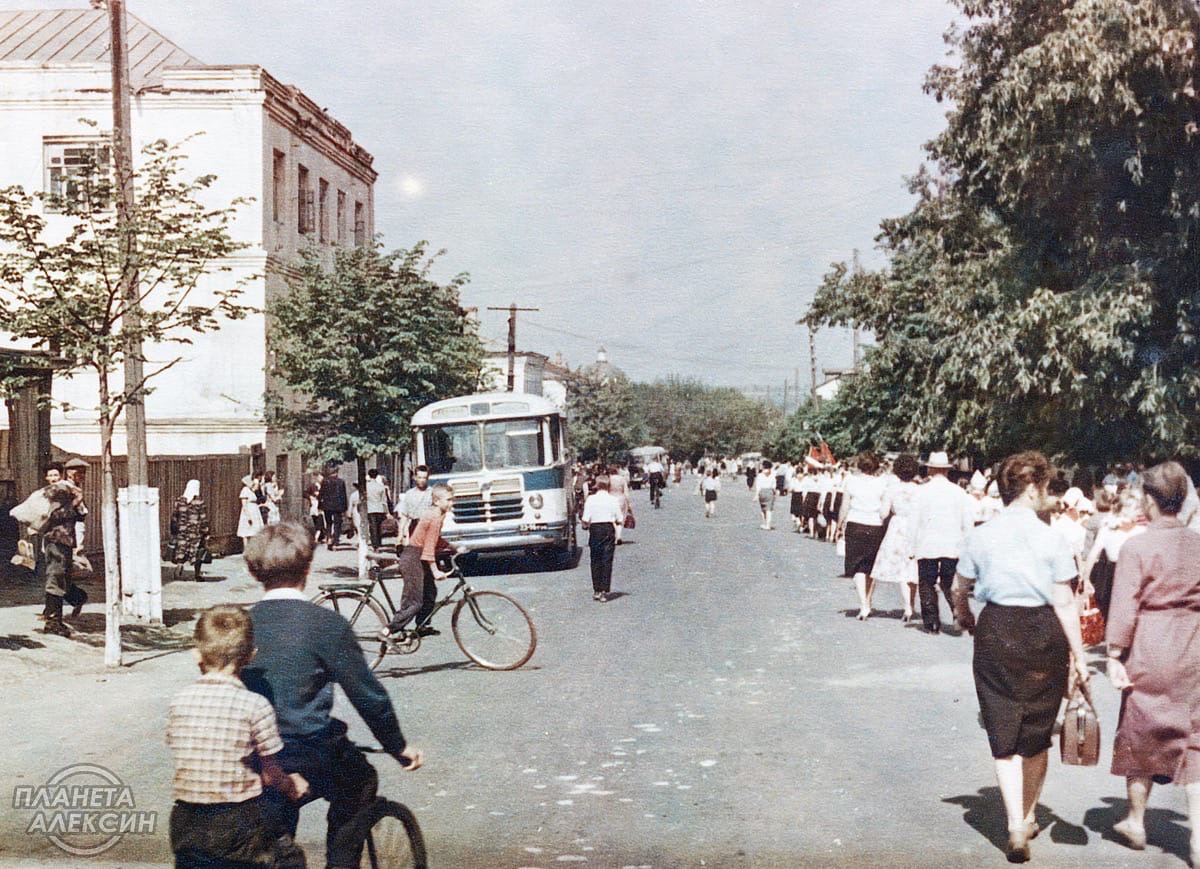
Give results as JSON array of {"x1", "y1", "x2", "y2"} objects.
[
  {"x1": 106, "y1": 0, "x2": 161, "y2": 663},
  {"x1": 808, "y1": 327, "x2": 819, "y2": 406},
  {"x1": 487, "y1": 303, "x2": 539, "y2": 392}
]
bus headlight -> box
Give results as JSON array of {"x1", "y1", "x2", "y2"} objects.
[{"x1": 528, "y1": 493, "x2": 544, "y2": 509}]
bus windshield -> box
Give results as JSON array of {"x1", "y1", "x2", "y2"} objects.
[{"x1": 421, "y1": 419, "x2": 548, "y2": 475}]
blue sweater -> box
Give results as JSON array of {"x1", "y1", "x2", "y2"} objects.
[{"x1": 243, "y1": 598, "x2": 406, "y2": 757}]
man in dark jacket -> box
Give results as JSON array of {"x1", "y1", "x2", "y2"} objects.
[{"x1": 317, "y1": 466, "x2": 348, "y2": 551}]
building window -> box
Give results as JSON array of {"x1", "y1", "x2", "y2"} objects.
[
  {"x1": 271, "y1": 149, "x2": 286, "y2": 223},
  {"x1": 43, "y1": 137, "x2": 111, "y2": 212},
  {"x1": 318, "y1": 178, "x2": 329, "y2": 243},
  {"x1": 336, "y1": 190, "x2": 347, "y2": 246},
  {"x1": 354, "y1": 201, "x2": 366, "y2": 247},
  {"x1": 297, "y1": 164, "x2": 313, "y2": 235}
]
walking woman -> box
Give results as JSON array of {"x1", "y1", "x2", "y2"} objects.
[
  {"x1": 1105, "y1": 461, "x2": 1200, "y2": 861},
  {"x1": 837, "y1": 451, "x2": 887, "y2": 620},
  {"x1": 753, "y1": 461, "x2": 776, "y2": 530},
  {"x1": 869, "y1": 453, "x2": 920, "y2": 621},
  {"x1": 581, "y1": 474, "x2": 623, "y2": 602},
  {"x1": 169, "y1": 480, "x2": 209, "y2": 580},
  {"x1": 236, "y1": 474, "x2": 264, "y2": 549},
  {"x1": 951, "y1": 451, "x2": 1089, "y2": 863}
]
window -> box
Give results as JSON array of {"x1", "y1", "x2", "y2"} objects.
[
  {"x1": 271, "y1": 150, "x2": 286, "y2": 223},
  {"x1": 336, "y1": 190, "x2": 347, "y2": 246},
  {"x1": 421, "y1": 424, "x2": 483, "y2": 475},
  {"x1": 354, "y1": 201, "x2": 366, "y2": 246},
  {"x1": 43, "y1": 137, "x2": 111, "y2": 212},
  {"x1": 297, "y1": 165, "x2": 313, "y2": 235},
  {"x1": 318, "y1": 178, "x2": 329, "y2": 243}
]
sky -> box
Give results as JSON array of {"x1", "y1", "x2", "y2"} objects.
[{"x1": 14, "y1": 0, "x2": 956, "y2": 398}]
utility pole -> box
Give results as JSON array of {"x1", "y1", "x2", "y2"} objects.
[
  {"x1": 851, "y1": 249, "x2": 863, "y2": 368},
  {"x1": 809, "y1": 327, "x2": 819, "y2": 406},
  {"x1": 487, "y1": 303, "x2": 539, "y2": 392},
  {"x1": 106, "y1": 0, "x2": 160, "y2": 661},
  {"x1": 782, "y1": 377, "x2": 788, "y2": 415}
]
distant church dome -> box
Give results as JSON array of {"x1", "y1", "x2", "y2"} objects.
[{"x1": 581, "y1": 346, "x2": 623, "y2": 380}]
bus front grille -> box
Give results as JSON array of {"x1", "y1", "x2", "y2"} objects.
[{"x1": 451, "y1": 478, "x2": 525, "y2": 524}]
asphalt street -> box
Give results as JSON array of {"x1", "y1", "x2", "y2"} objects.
[{"x1": 0, "y1": 479, "x2": 1193, "y2": 867}]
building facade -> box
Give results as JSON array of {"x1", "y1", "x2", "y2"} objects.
[{"x1": 0, "y1": 8, "x2": 376, "y2": 505}]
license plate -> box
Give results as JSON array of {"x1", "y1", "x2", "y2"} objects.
[{"x1": 519, "y1": 523, "x2": 548, "y2": 532}]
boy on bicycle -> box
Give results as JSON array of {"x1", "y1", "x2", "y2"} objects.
[
  {"x1": 241, "y1": 522, "x2": 423, "y2": 868},
  {"x1": 166, "y1": 604, "x2": 308, "y2": 867},
  {"x1": 383, "y1": 484, "x2": 456, "y2": 639}
]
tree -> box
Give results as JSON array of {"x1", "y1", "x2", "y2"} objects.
[
  {"x1": 806, "y1": 1, "x2": 1200, "y2": 466},
  {"x1": 0, "y1": 135, "x2": 252, "y2": 658},
  {"x1": 266, "y1": 241, "x2": 485, "y2": 539},
  {"x1": 628, "y1": 377, "x2": 777, "y2": 461},
  {"x1": 564, "y1": 368, "x2": 640, "y2": 463}
]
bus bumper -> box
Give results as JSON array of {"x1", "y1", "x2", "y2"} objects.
[{"x1": 444, "y1": 521, "x2": 570, "y2": 553}]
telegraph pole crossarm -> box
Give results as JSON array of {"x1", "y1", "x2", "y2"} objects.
[{"x1": 486, "y1": 303, "x2": 539, "y2": 392}]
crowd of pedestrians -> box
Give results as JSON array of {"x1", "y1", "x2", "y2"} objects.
[{"x1": 718, "y1": 446, "x2": 1200, "y2": 864}]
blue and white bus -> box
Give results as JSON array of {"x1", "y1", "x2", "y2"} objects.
[{"x1": 411, "y1": 392, "x2": 575, "y2": 556}]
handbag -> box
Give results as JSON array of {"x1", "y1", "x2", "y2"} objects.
[
  {"x1": 197, "y1": 546, "x2": 214, "y2": 564},
  {"x1": 1079, "y1": 595, "x2": 1105, "y2": 647},
  {"x1": 623, "y1": 512, "x2": 636, "y2": 530},
  {"x1": 1060, "y1": 682, "x2": 1101, "y2": 766}
]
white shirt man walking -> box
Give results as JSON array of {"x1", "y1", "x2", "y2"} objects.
[{"x1": 908, "y1": 451, "x2": 976, "y2": 634}]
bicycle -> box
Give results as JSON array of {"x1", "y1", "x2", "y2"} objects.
[
  {"x1": 311, "y1": 551, "x2": 537, "y2": 671},
  {"x1": 649, "y1": 472, "x2": 664, "y2": 509},
  {"x1": 281, "y1": 744, "x2": 426, "y2": 869}
]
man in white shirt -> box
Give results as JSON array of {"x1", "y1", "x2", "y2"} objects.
[
  {"x1": 581, "y1": 475, "x2": 623, "y2": 602},
  {"x1": 365, "y1": 469, "x2": 390, "y2": 550},
  {"x1": 908, "y1": 451, "x2": 976, "y2": 634},
  {"x1": 398, "y1": 466, "x2": 433, "y2": 546}
]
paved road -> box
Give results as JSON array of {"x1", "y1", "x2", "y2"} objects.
[{"x1": 0, "y1": 480, "x2": 1192, "y2": 867}]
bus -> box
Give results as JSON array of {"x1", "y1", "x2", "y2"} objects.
[{"x1": 410, "y1": 392, "x2": 575, "y2": 557}]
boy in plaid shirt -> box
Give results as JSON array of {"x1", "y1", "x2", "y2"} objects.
[{"x1": 166, "y1": 604, "x2": 308, "y2": 868}]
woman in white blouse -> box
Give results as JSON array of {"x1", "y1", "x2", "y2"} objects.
[{"x1": 837, "y1": 451, "x2": 888, "y2": 620}]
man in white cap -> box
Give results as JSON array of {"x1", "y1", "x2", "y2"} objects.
[{"x1": 908, "y1": 451, "x2": 976, "y2": 634}]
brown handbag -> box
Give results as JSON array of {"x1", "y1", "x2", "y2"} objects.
[{"x1": 1060, "y1": 682, "x2": 1101, "y2": 766}]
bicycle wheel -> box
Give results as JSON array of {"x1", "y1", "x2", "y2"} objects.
[
  {"x1": 362, "y1": 798, "x2": 426, "y2": 869},
  {"x1": 312, "y1": 590, "x2": 388, "y2": 670},
  {"x1": 451, "y1": 590, "x2": 537, "y2": 670}
]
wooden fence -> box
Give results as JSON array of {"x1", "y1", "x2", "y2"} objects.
[{"x1": 74, "y1": 454, "x2": 253, "y2": 556}]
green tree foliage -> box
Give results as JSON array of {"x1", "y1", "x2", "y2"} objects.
[
  {"x1": 564, "y1": 368, "x2": 640, "y2": 463},
  {"x1": 266, "y1": 242, "x2": 485, "y2": 470},
  {"x1": 805, "y1": 0, "x2": 1200, "y2": 465},
  {"x1": 627, "y1": 377, "x2": 777, "y2": 461}
]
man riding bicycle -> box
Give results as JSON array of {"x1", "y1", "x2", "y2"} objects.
[
  {"x1": 241, "y1": 522, "x2": 423, "y2": 868},
  {"x1": 645, "y1": 458, "x2": 666, "y2": 507}
]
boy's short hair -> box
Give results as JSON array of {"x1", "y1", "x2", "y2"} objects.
[
  {"x1": 431, "y1": 484, "x2": 453, "y2": 500},
  {"x1": 195, "y1": 604, "x2": 254, "y2": 672},
  {"x1": 244, "y1": 522, "x2": 315, "y2": 589}
]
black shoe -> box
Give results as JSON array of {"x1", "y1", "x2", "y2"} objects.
[
  {"x1": 41, "y1": 618, "x2": 72, "y2": 637},
  {"x1": 416, "y1": 626, "x2": 441, "y2": 637},
  {"x1": 925, "y1": 624, "x2": 941, "y2": 635}
]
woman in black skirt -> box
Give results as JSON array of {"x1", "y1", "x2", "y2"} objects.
[
  {"x1": 836, "y1": 451, "x2": 888, "y2": 620},
  {"x1": 952, "y1": 451, "x2": 1090, "y2": 863}
]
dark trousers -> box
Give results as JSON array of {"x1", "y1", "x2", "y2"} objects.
[
  {"x1": 917, "y1": 557, "x2": 958, "y2": 630},
  {"x1": 275, "y1": 730, "x2": 377, "y2": 869},
  {"x1": 588, "y1": 523, "x2": 616, "y2": 594},
  {"x1": 367, "y1": 513, "x2": 385, "y2": 549},
  {"x1": 322, "y1": 511, "x2": 343, "y2": 547},
  {"x1": 391, "y1": 546, "x2": 436, "y2": 630},
  {"x1": 170, "y1": 793, "x2": 302, "y2": 868}
]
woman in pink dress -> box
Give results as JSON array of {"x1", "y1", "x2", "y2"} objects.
[{"x1": 1106, "y1": 461, "x2": 1200, "y2": 861}]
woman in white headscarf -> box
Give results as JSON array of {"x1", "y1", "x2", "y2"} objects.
[
  {"x1": 236, "y1": 474, "x2": 264, "y2": 548},
  {"x1": 169, "y1": 479, "x2": 209, "y2": 580}
]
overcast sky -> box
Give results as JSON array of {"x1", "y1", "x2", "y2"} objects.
[{"x1": 14, "y1": 0, "x2": 955, "y2": 396}]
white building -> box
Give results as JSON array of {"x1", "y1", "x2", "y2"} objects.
[{"x1": 0, "y1": 8, "x2": 376, "y2": 487}]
